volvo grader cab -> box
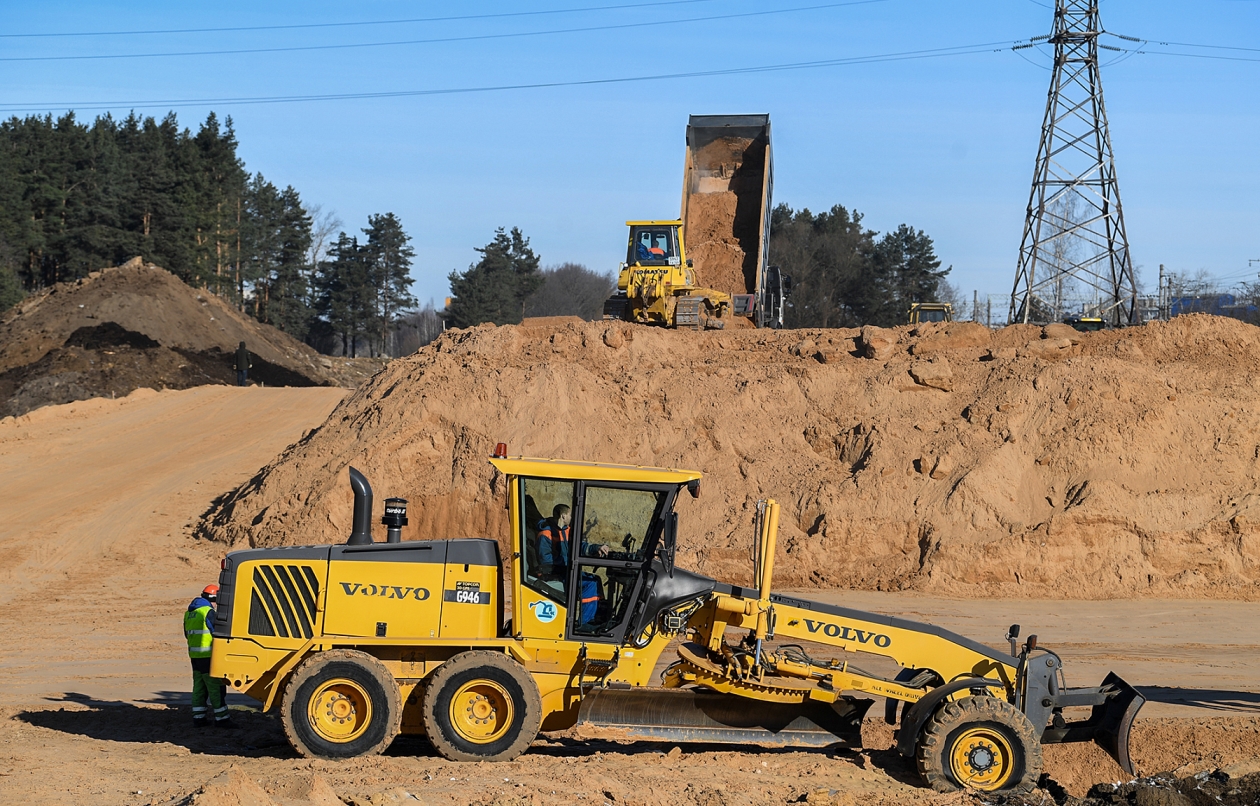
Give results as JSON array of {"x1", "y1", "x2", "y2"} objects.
[{"x1": 211, "y1": 449, "x2": 1144, "y2": 794}]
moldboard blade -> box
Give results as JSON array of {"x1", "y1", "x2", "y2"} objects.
[
  {"x1": 1092, "y1": 672, "x2": 1146, "y2": 777},
  {"x1": 575, "y1": 688, "x2": 871, "y2": 748}
]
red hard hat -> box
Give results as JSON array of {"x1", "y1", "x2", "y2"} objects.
[{"x1": 202, "y1": 584, "x2": 219, "y2": 598}]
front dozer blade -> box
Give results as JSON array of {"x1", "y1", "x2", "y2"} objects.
[
  {"x1": 575, "y1": 688, "x2": 872, "y2": 748},
  {"x1": 1042, "y1": 672, "x2": 1146, "y2": 777},
  {"x1": 1091, "y1": 672, "x2": 1146, "y2": 777}
]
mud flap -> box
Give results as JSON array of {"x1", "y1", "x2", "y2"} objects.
[
  {"x1": 1041, "y1": 672, "x2": 1145, "y2": 776},
  {"x1": 575, "y1": 688, "x2": 872, "y2": 748}
]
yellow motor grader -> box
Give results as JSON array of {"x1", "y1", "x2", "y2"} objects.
[{"x1": 211, "y1": 449, "x2": 1143, "y2": 794}]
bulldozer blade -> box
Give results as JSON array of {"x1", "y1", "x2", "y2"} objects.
[
  {"x1": 1091, "y1": 672, "x2": 1145, "y2": 777},
  {"x1": 575, "y1": 688, "x2": 872, "y2": 748},
  {"x1": 1041, "y1": 672, "x2": 1145, "y2": 777}
]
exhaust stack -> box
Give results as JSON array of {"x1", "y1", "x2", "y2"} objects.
[{"x1": 347, "y1": 467, "x2": 374, "y2": 545}]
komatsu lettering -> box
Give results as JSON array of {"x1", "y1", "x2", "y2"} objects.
[
  {"x1": 803, "y1": 618, "x2": 891, "y2": 648},
  {"x1": 338, "y1": 582, "x2": 430, "y2": 601}
]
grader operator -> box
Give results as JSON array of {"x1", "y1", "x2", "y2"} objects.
[{"x1": 210, "y1": 448, "x2": 1143, "y2": 794}]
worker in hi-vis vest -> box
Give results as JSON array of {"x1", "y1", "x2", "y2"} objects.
[{"x1": 184, "y1": 584, "x2": 234, "y2": 728}]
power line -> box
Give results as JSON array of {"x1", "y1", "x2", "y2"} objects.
[
  {"x1": 0, "y1": 1, "x2": 887, "y2": 64},
  {"x1": 1104, "y1": 31, "x2": 1260, "y2": 54},
  {"x1": 0, "y1": 0, "x2": 723, "y2": 39},
  {"x1": 0, "y1": 40, "x2": 1016, "y2": 114}
]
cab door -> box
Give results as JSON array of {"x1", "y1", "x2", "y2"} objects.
[{"x1": 564, "y1": 482, "x2": 674, "y2": 645}]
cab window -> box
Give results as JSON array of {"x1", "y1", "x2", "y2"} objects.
[
  {"x1": 519, "y1": 478, "x2": 576, "y2": 602},
  {"x1": 627, "y1": 227, "x2": 676, "y2": 265},
  {"x1": 570, "y1": 486, "x2": 666, "y2": 638},
  {"x1": 578, "y1": 486, "x2": 662, "y2": 562}
]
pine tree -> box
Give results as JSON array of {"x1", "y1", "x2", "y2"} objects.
[
  {"x1": 769, "y1": 203, "x2": 878, "y2": 328},
  {"x1": 362, "y1": 212, "x2": 416, "y2": 355},
  {"x1": 445, "y1": 227, "x2": 543, "y2": 328},
  {"x1": 872, "y1": 224, "x2": 949, "y2": 325},
  {"x1": 0, "y1": 234, "x2": 23, "y2": 311},
  {"x1": 313, "y1": 232, "x2": 371, "y2": 357}
]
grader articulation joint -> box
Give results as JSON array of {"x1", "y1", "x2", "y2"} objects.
[{"x1": 210, "y1": 452, "x2": 1143, "y2": 795}]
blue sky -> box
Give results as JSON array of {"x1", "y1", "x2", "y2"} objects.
[{"x1": 2, "y1": 1, "x2": 1258, "y2": 313}]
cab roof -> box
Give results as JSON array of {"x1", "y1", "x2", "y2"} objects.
[
  {"x1": 489, "y1": 456, "x2": 702, "y2": 485},
  {"x1": 625, "y1": 220, "x2": 682, "y2": 227}
]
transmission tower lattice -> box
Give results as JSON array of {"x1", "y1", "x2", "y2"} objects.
[{"x1": 1010, "y1": 0, "x2": 1136, "y2": 326}]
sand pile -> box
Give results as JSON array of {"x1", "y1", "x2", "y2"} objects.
[
  {"x1": 684, "y1": 136, "x2": 766, "y2": 297},
  {"x1": 172, "y1": 767, "x2": 350, "y2": 806},
  {"x1": 200, "y1": 314, "x2": 1260, "y2": 600},
  {"x1": 0, "y1": 258, "x2": 380, "y2": 416}
]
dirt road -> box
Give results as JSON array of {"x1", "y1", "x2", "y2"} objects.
[{"x1": 2, "y1": 387, "x2": 1259, "y2": 805}]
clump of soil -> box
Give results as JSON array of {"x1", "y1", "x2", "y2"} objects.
[
  {"x1": 200, "y1": 314, "x2": 1260, "y2": 601},
  {"x1": 0, "y1": 258, "x2": 383, "y2": 416},
  {"x1": 1012, "y1": 769, "x2": 1260, "y2": 806}
]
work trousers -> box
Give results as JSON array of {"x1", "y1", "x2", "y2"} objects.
[{"x1": 191, "y1": 668, "x2": 229, "y2": 723}]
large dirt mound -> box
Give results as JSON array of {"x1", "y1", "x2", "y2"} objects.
[
  {"x1": 0, "y1": 258, "x2": 381, "y2": 416},
  {"x1": 199, "y1": 314, "x2": 1260, "y2": 600}
]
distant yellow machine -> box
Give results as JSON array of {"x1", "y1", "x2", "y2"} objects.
[
  {"x1": 211, "y1": 450, "x2": 1143, "y2": 794},
  {"x1": 908, "y1": 302, "x2": 954, "y2": 324}
]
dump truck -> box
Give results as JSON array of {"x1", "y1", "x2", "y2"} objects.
[
  {"x1": 211, "y1": 450, "x2": 1143, "y2": 794},
  {"x1": 604, "y1": 115, "x2": 790, "y2": 330}
]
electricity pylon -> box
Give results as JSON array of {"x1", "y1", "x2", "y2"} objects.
[{"x1": 1010, "y1": 0, "x2": 1137, "y2": 326}]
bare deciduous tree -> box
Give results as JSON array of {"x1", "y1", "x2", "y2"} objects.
[{"x1": 523, "y1": 263, "x2": 615, "y2": 320}]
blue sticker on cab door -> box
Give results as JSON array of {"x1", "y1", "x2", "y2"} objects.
[{"x1": 529, "y1": 600, "x2": 558, "y2": 623}]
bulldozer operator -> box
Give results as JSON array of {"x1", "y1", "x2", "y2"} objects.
[{"x1": 537, "y1": 504, "x2": 609, "y2": 622}]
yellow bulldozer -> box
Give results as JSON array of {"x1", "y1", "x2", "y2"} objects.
[
  {"x1": 603, "y1": 219, "x2": 734, "y2": 330},
  {"x1": 211, "y1": 449, "x2": 1143, "y2": 794}
]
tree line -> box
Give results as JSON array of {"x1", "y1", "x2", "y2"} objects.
[
  {"x1": 0, "y1": 109, "x2": 954, "y2": 343},
  {"x1": 0, "y1": 111, "x2": 417, "y2": 357},
  {"x1": 769, "y1": 203, "x2": 953, "y2": 328}
]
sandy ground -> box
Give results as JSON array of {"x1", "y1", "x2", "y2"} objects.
[{"x1": 2, "y1": 386, "x2": 1260, "y2": 805}]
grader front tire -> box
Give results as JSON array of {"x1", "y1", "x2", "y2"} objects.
[
  {"x1": 915, "y1": 696, "x2": 1041, "y2": 794},
  {"x1": 281, "y1": 650, "x2": 402, "y2": 759},
  {"x1": 421, "y1": 650, "x2": 542, "y2": 762}
]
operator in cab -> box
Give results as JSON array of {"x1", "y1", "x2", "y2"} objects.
[
  {"x1": 634, "y1": 230, "x2": 672, "y2": 263},
  {"x1": 537, "y1": 504, "x2": 609, "y2": 622}
]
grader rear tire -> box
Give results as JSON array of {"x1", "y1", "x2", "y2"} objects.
[
  {"x1": 422, "y1": 650, "x2": 542, "y2": 762},
  {"x1": 915, "y1": 695, "x2": 1041, "y2": 794},
  {"x1": 281, "y1": 650, "x2": 401, "y2": 759}
]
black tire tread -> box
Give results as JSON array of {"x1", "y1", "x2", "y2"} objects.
[
  {"x1": 421, "y1": 650, "x2": 542, "y2": 762},
  {"x1": 915, "y1": 695, "x2": 1042, "y2": 794},
  {"x1": 280, "y1": 649, "x2": 402, "y2": 759}
]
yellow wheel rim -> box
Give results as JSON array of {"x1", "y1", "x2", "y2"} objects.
[
  {"x1": 449, "y1": 680, "x2": 514, "y2": 745},
  {"x1": 308, "y1": 678, "x2": 372, "y2": 743},
  {"x1": 949, "y1": 726, "x2": 1016, "y2": 791}
]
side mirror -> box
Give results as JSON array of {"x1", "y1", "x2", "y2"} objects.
[{"x1": 660, "y1": 512, "x2": 678, "y2": 577}]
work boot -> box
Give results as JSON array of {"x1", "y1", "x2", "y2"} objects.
[
  {"x1": 193, "y1": 718, "x2": 209, "y2": 729},
  {"x1": 215, "y1": 718, "x2": 238, "y2": 730}
]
